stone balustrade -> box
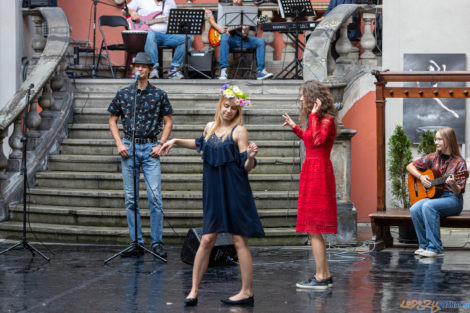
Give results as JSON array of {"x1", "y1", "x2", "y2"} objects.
[
  {"x1": 0, "y1": 7, "x2": 72, "y2": 220},
  {"x1": 172, "y1": 2, "x2": 379, "y2": 78}
]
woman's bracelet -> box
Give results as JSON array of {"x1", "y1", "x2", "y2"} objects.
[{"x1": 418, "y1": 174, "x2": 422, "y2": 179}]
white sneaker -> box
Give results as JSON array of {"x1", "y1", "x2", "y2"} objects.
[
  {"x1": 420, "y1": 250, "x2": 444, "y2": 258},
  {"x1": 149, "y1": 69, "x2": 159, "y2": 79},
  {"x1": 218, "y1": 68, "x2": 228, "y2": 80},
  {"x1": 414, "y1": 248, "x2": 425, "y2": 255}
]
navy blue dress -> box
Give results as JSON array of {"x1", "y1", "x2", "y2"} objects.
[{"x1": 195, "y1": 128, "x2": 265, "y2": 238}]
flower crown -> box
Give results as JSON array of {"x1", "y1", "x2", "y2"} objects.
[{"x1": 220, "y1": 84, "x2": 251, "y2": 107}]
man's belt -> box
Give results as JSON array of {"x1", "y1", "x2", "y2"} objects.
[{"x1": 124, "y1": 135, "x2": 162, "y2": 145}]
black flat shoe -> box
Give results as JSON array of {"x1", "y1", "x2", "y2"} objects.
[
  {"x1": 221, "y1": 296, "x2": 254, "y2": 305},
  {"x1": 184, "y1": 297, "x2": 198, "y2": 306}
]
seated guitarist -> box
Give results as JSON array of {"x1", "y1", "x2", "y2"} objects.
[
  {"x1": 127, "y1": 0, "x2": 189, "y2": 79},
  {"x1": 209, "y1": 0, "x2": 273, "y2": 80},
  {"x1": 406, "y1": 127, "x2": 467, "y2": 258}
]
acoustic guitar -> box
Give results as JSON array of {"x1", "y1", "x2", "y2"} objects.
[
  {"x1": 208, "y1": 15, "x2": 267, "y2": 47},
  {"x1": 127, "y1": 11, "x2": 168, "y2": 31},
  {"x1": 407, "y1": 169, "x2": 469, "y2": 205}
]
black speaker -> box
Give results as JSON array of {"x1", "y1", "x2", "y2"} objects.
[
  {"x1": 188, "y1": 50, "x2": 214, "y2": 78},
  {"x1": 181, "y1": 228, "x2": 237, "y2": 266},
  {"x1": 23, "y1": 0, "x2": 52, "y2": 8}
]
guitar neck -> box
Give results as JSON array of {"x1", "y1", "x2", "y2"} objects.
[
  {"x1": 146, "y1": 16, "x2": 168, "y2": 26},
  {"x1": 431, "y1": 176, "x2": 447, "y2": 186}
]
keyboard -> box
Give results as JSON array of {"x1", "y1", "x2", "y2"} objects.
[{"x1": 261, "y1": 21, "x2": 318, "y2": 33}]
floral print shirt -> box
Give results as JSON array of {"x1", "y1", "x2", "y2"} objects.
[{"x1": 108, "y1": 83, "x2": 173, "y2": 138}]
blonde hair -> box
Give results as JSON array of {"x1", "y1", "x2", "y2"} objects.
[
  {"x1": 205, "y1": 96, "x2": 244, "y2": 141},
  {"x1": 437, "y1": 127, "x2": 462, "y2": 158}
]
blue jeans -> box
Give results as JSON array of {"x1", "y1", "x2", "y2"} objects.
[
  {"x1": 219, "y1": 34, "x2": 265, "y2": 72},
  {"x1": 121, "y1": 139, "x2": 163, "y2": 247},
  {"x1": 144, "y1": 31, "x2": 191, "y2": 68},
  {"x1": 410, "y1": 191, "x2": 463, "y2": 253}
]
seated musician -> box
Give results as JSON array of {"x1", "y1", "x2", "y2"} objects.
[
  {"x1": 127, "y1": 0, "x2": 190, "y2": 79},
  {"x1": 209, "y1": 0, "x2": 273, "y2": 80},
  {"x1": 406, "y1": 127, "x2": 467, "y2": 258}
]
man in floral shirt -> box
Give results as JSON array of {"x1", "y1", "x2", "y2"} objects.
[{"x1": 108, "y1": 52, "x2": 173, "y2": 258}]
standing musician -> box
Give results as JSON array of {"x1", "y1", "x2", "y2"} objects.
[
  {"x1": 406, "y1": 127, "x2": 467, "y2": 258},
  {"x1": 208, "y1": 0, "x2": 273, "y2": 80},
  {"x1": 108, "y1": 52, "x2": 173, "y2": 258},
  {"x1": 126, "y1": 0, "x2": 190, "y2": 79}
]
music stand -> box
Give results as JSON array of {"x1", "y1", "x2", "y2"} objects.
[
  {"x1": 217, "y1": 5, "x2": 258, "y2": 78},
  {"x1": 166, "y1": 9, "x2": 208, "y2": 79},
  {"x1": 276, "y1": 0, "x2": 315, "y2": 79}
]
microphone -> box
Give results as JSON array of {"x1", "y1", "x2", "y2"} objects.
[{"x1": 135, "y1": 71, "x2": 141, "y2": 81}]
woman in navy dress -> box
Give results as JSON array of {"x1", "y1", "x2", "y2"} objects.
[{"x1": 160, "y1": 84, "x2": 264, "y2": 306}]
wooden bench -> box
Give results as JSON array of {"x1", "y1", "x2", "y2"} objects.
[{"x1": 369, "y1": 209, "x2": 470, "y2": 251}]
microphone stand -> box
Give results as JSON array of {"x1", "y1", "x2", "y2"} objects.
[
  {"x1": 0, "y1": 84, "x2": 50, "y2": 261},
  {"x1": 90, "y1": 0, "x2": 124, "y2": 78},
  {"x1": 105, "y1": 75, "x2": 166, "y2": 264}
]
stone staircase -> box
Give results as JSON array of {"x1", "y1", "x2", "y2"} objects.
[{"x1": 1, "y1": 79, "x2": 306, "y2": 246}]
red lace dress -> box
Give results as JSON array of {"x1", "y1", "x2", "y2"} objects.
[{"x1": 292, "y1": 112, "x2": 337, "y2": 233}]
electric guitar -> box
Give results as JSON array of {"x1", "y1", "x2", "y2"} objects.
[
  {"x1": 208, "y1": 15, "x2": 267, "y2": 47},
  {"x1": 407, "y1": 169, "x2": 469, "y2": 205},
  {"x1": 127, "y1": 11, "x2": 168, "y2": 31}
]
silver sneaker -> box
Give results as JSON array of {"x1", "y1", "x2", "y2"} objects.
[
  {"x1": 169, "y1": 70, "x2": 183, "y2": 79},
  {"x1": 149, "y1": 69, "x2": 159, "y2": 79},
  {"x1": 218, "y1": 68, "x2": 228, "y2": 80}
]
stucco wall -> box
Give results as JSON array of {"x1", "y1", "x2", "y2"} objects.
[{"x1": 383, "y1": 0, "x2": 470, "y2": 208}]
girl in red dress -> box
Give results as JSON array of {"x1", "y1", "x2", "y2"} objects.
[{"x1": 282, "y1": 80, "x2": 338, "y2": 289}]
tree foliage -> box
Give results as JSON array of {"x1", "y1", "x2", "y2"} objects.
[
  {"x1": 417, "y1": 130, "x2": 436, "y2": 156},
  {"x1": 388, "y1": 125, "x2": 413, "y2": 209}
]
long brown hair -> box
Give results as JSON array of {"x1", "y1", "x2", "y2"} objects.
[
  {"x1": 205, "y1": 96, "x2": 244, "y2": 141},
  {"x1": 437, "y1": 127, "x2": 462, "y2": 158},
  {"x1": 298, "y1": 80, "x2": 338, "y2": 129}
]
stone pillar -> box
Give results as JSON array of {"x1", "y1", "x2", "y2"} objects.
[
  {"x1": 360, "y1": 12, "x2": 378, "y2": 66},
  {"x1": 324, "y1": 127, "x2": 358, "y2": 245},
  {"x1": 261, "y1": 10, "x2": 275, "y2": 63},
  {"x1": 282, "y1": 17, "x2": 296, "y2": 62}
]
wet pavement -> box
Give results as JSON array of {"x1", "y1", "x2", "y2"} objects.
[{"x1": 1, "y1": 243, "x2": 470, "y2": 313}]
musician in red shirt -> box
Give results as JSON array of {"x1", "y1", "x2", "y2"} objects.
[{"x1": 406, "y1": 127, "x2": 467, "y2": 258}]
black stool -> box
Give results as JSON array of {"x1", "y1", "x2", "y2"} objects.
[
  {"x1": 157, "y1": 45, "x2": 175, "y2": 78},
  {"x1": 230, "y1": 47, "x2": 257, "y2": 79}
]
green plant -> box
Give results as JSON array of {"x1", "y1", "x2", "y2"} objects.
[
  {"x1": 388, "y1": 125, "x2": 413, "y2": 209},
  {"x1": 417, "y1": 130, "x2": 436, "y2": 155}
]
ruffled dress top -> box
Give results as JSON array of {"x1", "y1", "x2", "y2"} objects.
[
  {"x1": 195, "y1": 126, "x2": 265, "y2": 238},
  {"x1": 292, "y1": 112, "x2": 337, "y2": 234}
]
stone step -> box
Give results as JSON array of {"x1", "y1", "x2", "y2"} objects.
[
  {"x1": 59, "y1": 138, "x2": 301, "y2": 157},
  {"x1": 35, "y1": 171, "x2": 299, "y2": 191},
  {"x1": 8, "y1": 204, "x2": 297, "y2": 228},
  {"x1": 72, "y1": 107, "x2": 299, "y2": 124},
  {"x1": 72, "y1": 79, "x2": 303, "y2": 95},
  {"x1": 67, "y1": 124, "x2": 298, "y2": 140},
  {"x1": 0, "y1": 221, "x2": 303, "y2": 245},
  {"x1": 27, "y1": 188, "x2": 298, "y2": 210},
  {"x1": 46, "y1": 155, "x2": 301, "y2": 174},
  {"x1": 73, "y1": 93, "x2": 300, "y2": 109}
]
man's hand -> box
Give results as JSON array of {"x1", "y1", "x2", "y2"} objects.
[
  {"x1": 241, "y1": 26, "x2": 249, "y2": 38},
  {"x1": 130, "y1": 11, "x2": 140, "y2": 22},
  {"x1": 150, "y1": 144, "x2": 163, "y2": 157},
  {"x1": 118, "y1": 143, "x2": 129, "y2": 158},
  {"x1": 217, "y1": 25, "x2": 228, "y2": 34}
]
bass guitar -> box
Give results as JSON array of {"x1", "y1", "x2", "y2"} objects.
[
  {"x1": 127, "y1": 11, "x2": 168, "y2": 31},
  {"x1": 407, "y1": 169, "x2": 469, "y2": 205},
  {"x1": 208, "y1": 15, "x2": 267, "y2": 47}
]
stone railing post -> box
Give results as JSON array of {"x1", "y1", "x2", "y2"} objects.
[
  {"x1": 261, "y1": 10, "x2": 275, "y2": 63},
  {"x1": 0, "y1": 129, "x2": 8, "y2": 181},
  {"x1": 360, "y1": 12, "x2": 378, "y2": 66},
  {"x1": 6, "y1": 115, "x2": 24, "y2": 172},
  {"x1": 30, "y1": 14, "x2": 46, "y2": 68},
  {"x1": 282, "y1": 17, "x2": 296, "y2": 62},
  {"x1": 26, "y1": 95, "x2": 42, "y2": 150},
  {"x1": 333, "y1": 16, "x2": 354, "y2": 76},
  {"x1": 202, "y1": 10, "x2": 211, "y2": 51}
]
